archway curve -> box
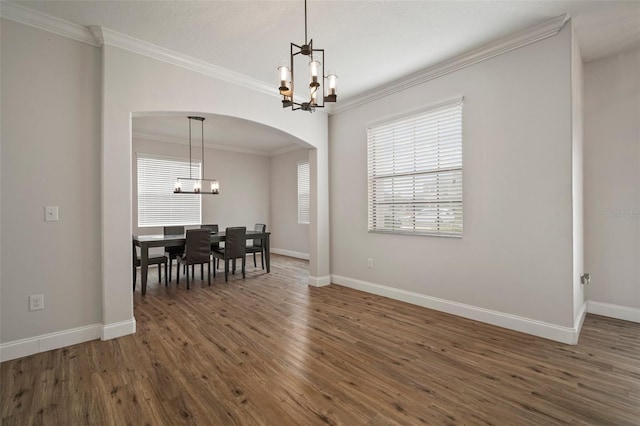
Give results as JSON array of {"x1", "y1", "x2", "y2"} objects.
[{"x1": 132, "y1": 111, "x2": 314, "y2": 154}]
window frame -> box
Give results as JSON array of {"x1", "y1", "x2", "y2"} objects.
[{"x1": 366, "y1": 97, "x2": 463, "y2": 238}]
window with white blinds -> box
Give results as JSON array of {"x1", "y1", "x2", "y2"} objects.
[
  {"x1": 298, "y1": 161, "x2": 310, "y2": 224},
  {"x1": 367, "y1": 98, "x2": 463, "y2": 237},
  {"x1": 137, "y1": 154, "x2": 202, "y2": 227}
]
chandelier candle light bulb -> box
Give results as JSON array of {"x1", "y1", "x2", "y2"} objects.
[
  {"x1": 309, "y1": 59, "x2": 320, "y2": 85},
  {"x1": 327, "y1": 74, "x2": 337, "y2": 96},
  {"x1": 278, "y1": 65, "x2": 291, "y2": 92}
]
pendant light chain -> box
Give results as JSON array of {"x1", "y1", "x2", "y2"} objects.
[
  {"x1": 188, "y1": 118, "x2": 193, "y2": 180},
  {"x1": 201, "y1": 117, "x2": 205, "y2": 181},
  {"x1": 304, "y1": 0, "x2": 308, "y2": 45}
]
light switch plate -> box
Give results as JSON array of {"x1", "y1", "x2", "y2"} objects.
[{"x1": 44, "y1": 206, "x2": 59, "y2": 222}]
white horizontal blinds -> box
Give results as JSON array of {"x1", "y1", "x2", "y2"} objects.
[
  {"x1": 298, "y1": 161, "x2": 310, "y2": 224},
  {"x1": 137, "y1": 155, "x2": 202, "y2": 227},
  {"x1": 367, "y1": 100, "x2": 463, "y2": 236}
]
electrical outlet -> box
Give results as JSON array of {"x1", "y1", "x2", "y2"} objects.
[
  {"x1": 29, "y1": 294, "x2": 44, "y2": 311},
  {"x1": 367, "y1": 258, "x2": 374, "y2": 268}
]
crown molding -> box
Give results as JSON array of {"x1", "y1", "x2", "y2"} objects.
[
  {"x1": 0, "y1": 3, "x2": 279, "y2": 100},
  {"x1": 332, "y1": 14, "x2": 569, "y2": 115},
  {"x1": 0, "y1": 1, "x2": 99, "y2": 46},
  {"x1": 90, "y1": 26, "x2": 277, "y2": 100}
]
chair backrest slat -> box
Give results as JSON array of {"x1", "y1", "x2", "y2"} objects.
[
  {"x1": 252, "y1": 223, "x2": 266, "y2": 247},
  {"x1": 225, "y1": 227, "x2": 246, "y2": 259},
  {"x1": 185, "y1": 229, "x2": 211, "y2": 263},
  {"x1": 201, "y1": 224, "x2": 220, "y2": 250}
]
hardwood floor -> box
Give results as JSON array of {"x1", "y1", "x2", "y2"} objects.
[{"x1": 2, "y1": 255, "x2": 639, "y2": 425}]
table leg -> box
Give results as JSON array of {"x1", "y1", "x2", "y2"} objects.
[
  {"x1": 141, "y1": 243, "x2": 149, "y2": 296},
  {"x1": 264, "y1": 234, "x2": 270, "y2": 273}
]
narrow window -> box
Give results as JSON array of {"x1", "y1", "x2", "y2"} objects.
[{"x1": 298, "y1": 161, "x2": 310, "y2": 224}]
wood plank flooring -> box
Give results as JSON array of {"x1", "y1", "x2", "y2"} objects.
[{"x1": 2, "y1": 254, "x2": 639, "y2": 425}]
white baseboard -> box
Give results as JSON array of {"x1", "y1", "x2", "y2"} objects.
[
  {"x1": 1, "y1": 318, "x2": 137, "y2": 362},
  {"x1": 1, "y1": 323, "x2": 102, "y2": 362},
  {"x1": 308, "y1": 275, "x2": 331, "y2": 287},
  {"x1": 270, "y1": 248, "x2": 309, "y2": 260},
  {"x1": 587, "y1": 301, "x2": 640, "y2": 323},
  {"x1": 574, "y1": 302, "x2": 587, "y2": 343},
  {"x1": 331, "y1": 275, "x2": 582, "y2": 344},
  {"x1": 102, "y1": 318, "x2": 137, "y2": 340}
]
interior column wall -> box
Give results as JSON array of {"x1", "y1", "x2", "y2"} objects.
[{"x1": 101, "y1": 43, "x2": 329, "y2": 331}]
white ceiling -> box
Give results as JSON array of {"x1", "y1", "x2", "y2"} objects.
[{"x1": 8, "y1": 0, "x2": 640, "y2": 154}]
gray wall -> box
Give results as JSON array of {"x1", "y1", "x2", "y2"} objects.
[
  {"x1": 329, "y1": 24, "x2": 576, "y2": 328},
  {"x1": 571, "y1": 26, "x2": 586, "y2": 322},
  {"x1": 270, "y1": 148, "x2": 310, "y2": 257},
  {"x1": 132, "y1": 137, "x2": 271, "y2": 236},
  {"x1": 1, "y1": 19, "x2": 102, "y2": 342},
  {"x1": 584, "y1": 48, "x2": 640, "y2": 311}
]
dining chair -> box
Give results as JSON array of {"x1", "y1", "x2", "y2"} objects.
[
  {"x1": 133, "y1": 240, "x2": 167, "y2": 290},
  {"x1": 212, "y1": 227, "x2": 246, "y2": 282},
  {"x1": 164, "y1": 226, "x2": 185, "y2": 282},
  {"x1": 176, "y1": 229, "x2": 212, "y2": 289},
  {"x1": 200, "y1": 224, "x2": 220, "y2": 268},
  {"x1": 245, "y1": 223, "x2": 266, "y2": 269}
]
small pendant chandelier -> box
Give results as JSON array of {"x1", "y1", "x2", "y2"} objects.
[
  {"x1": 278, "y1": 0, "x2": 337, "y2": 112},
  {"x1": 174, "y1": 116, "x2": 220, "y2": 195}
]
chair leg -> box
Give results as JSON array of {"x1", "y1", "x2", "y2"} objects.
[
  {"x1": 207, "y1": 261, "x2": 211, "y2": 286},
  {"x1": 201, "y1": 264, "x2": 204, "y2": 280},
  {"x1": 232, "y1": 259, "x2": 236, "y2": 275},
  {"x1": 261, "y1": 248, "x2": 265, "y2": 269},
  {"x1": 176, "y1": 261, "x2": 180, "y2": 285},
  {"x1": 242, "y1": 257, "x2": 246, "y2": 279},
  {"x1": 164, "y1": 262, "x2": 168, "y2": 287},
  {"x1": 133, "y1": 266, "x2": 137, "y2": 291},
  {"x1": 212, "y1": 257, "x2": 216, "y2": 278},
  {"x1": 253, "y1": 252, "x2": 257, "y2": 267},
  {"x1": 158, "y1": 264, "x2": 162, "y2": 284},
  {"x1": 225, "y1": 259, "x2": 229, "y2": 282},
  {"x1": 169, "y1": 258, "x2": 173, "y2": 282},
  {"x1": 186, "y1": 264, "x2": 190, "y2": 290}
]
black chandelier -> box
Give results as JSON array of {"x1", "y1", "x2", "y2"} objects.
[
  {"x1": 278, "y1": 0, "x2": 337, "y2": 112},
  {"x1": 174, "y1": 116, "x2": 220, "y2": 195}
]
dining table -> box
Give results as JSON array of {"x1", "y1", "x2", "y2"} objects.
[{"x1": 133, "y1": 230, "x2": 270, "y2": 296}]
